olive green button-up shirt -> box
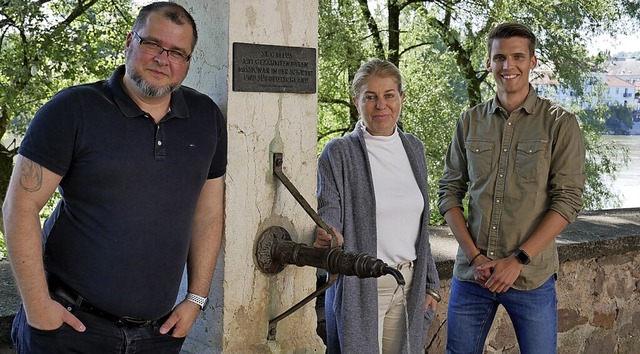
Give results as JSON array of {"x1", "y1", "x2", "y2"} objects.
[{"x1": 438, "y1": 86, "x2": 585, "y2": 290}]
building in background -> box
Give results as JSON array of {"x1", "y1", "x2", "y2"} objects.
[{"x1": 532, "y1": 58, "x2": 640, "y2": 134}]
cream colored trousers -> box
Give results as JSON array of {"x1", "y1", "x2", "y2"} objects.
[{"x1": 377, "y1": 261, "x2": 414, "y2": 354}]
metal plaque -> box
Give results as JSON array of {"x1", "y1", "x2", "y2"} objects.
[{"x1": 232, "y1": 43, "x2": 316, "y2": 94}]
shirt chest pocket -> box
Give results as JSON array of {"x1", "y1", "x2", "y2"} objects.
[
  {"x1": 465, "y1": 140, "x2": 494, "y2": 180},
  {"x1": 515, "y1": 140, "x2": 548, "y2": 180}
]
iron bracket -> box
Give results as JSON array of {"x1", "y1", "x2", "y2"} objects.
[{"x1": 265, "y1": 153, "x2": 338, "y2": 340}]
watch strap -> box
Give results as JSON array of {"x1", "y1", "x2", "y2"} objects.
[{"x1": 185, "y1": 292, "x2": 208, "y2": 310}]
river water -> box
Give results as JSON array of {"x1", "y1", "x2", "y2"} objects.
[{"x1": 600, "y1": 135, "x2": 640, "y2": 209}]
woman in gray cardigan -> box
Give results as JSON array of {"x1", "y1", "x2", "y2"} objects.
[{"x1": 314, "y1": 59, "x2": 440, "y2": 353}]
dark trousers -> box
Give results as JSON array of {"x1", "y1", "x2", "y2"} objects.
[{"x1": 12, "y1": 304, "x2": 185, "y2": 354}]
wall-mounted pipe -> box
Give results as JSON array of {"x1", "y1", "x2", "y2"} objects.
[{"x1": 257, "y1": 226, "x2": 405, "y2": 285}]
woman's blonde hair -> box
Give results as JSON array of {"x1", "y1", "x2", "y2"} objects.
[{"x1": 350, "y1": 58, "x2": 403, "y2": 98}]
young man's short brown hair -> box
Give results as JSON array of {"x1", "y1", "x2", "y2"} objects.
[{"x1": 486, "y1": 23, "x2": 537, "y2": 57}]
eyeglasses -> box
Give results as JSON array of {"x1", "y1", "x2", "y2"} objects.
[{"x1": 132, "y1": 32, "x2": 191, "y2": 64}]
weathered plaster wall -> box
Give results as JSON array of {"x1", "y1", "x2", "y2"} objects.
[{"x1": 178, "y1": 0, "x2": 323, "y2": 353}]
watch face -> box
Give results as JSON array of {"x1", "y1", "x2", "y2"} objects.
[
  {"x1": 516, "y1": 249, "x2": 530, "y2": 265},
  {"x1": 203, "y1": 297, "x2": 209, "y2": 309}
]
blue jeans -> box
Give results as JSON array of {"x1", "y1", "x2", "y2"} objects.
[
  {"x1": 12, "y1": 305, "x2": 185, "y2": 354},
  {"x1": 446, "y1": 276, "x2": 557, "y2": 354}
]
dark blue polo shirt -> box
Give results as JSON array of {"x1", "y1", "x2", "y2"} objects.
[{"x1": 19, "y1": 65, "x2": 227, "y2": 319}]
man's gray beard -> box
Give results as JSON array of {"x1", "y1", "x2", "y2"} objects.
[{"x1": 126, "y1": 64, "x2": 176, "y2": 98}]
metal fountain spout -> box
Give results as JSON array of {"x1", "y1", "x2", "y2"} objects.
[
  {"x1": 258, "y1": 153, "x2": 405, "y2": 340},
  {"x1": 256, "y1": 225, "x2": 405, "y2": 286},
  {"x1": 382, "y1": 265, "x2": 405, "y2": 286}
]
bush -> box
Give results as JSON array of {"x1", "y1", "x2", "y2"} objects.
[
  {"x1": 0, "y1": 234, "x2": 5, "y2": 261},
  {"x1": 0, "y1": 191, "x2": 60, "y2": 261}
]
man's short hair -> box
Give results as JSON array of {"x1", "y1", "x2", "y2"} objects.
[
  {"x1": 133, "y1": 1, "x2": 198, "y2": 51},
  {"x1": 487, "y1": 23, "x2": 537, "y2": 58}
]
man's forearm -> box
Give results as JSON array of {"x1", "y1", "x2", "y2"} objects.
[
  {"x1": 187, "y1": 224, "x2": 222, "y2": 297},
  {"x1": 187, "y1": 177, "x2": 224, "y2": 297},
  {"x1": 518, "y1": 210, "x2": 568, "y2": 259},
  {"x1": 443, "y1": 207, "x2": 480, "y2": 262},
  {"x1": 4, "y1": 209, "x2": 50, "y2": 313}
]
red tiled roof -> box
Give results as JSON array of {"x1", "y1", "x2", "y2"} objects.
[{"x1": 606, "y1": 75, "x2": 635, "y2": 87}]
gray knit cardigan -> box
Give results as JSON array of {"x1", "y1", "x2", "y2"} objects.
[{"x1": 318, "y1": 122, "x2": 440, "y2": 353}]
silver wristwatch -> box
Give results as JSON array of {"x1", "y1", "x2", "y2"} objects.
[{"x1": 185, "y1": 292, "x2": 209, "y2": 311}]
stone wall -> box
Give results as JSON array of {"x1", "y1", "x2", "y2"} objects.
[
  {"x1": 424, "y1": 209, "x2": 640, "y2": 354},
  {"x1": 424, "y1": 247, "x2": 640, "y2": 353}
]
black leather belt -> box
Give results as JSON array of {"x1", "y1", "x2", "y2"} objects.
[{"x1": 47, "y1": 273, "x2": 158, "y2": 327}]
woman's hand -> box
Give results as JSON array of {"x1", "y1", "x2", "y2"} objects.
[
  {"x1": 424, "y1": 294, "x2": 438, "y2": 313},
  {"x1": 313, "y1": 227, "x2": 343, "y2": 248}
]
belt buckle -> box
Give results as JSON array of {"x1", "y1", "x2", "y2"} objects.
[
  {"x1": 115, "y1": 316, "x2": 153, "y2": 327},
  {"x1": 396, "y1": 260, "x2": 413, "y2": 270}
]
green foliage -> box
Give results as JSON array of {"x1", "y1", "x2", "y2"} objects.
[
  {"x1": 1, "y1": 0, "x2": 135, "y2": 138},
  {"x1": 604, "y1": 105, "x2": 635, "y2": 134},
  {"x1": 576, "y1": 101, "x2": 633, "y2": 204},
  {"x1": 42, "y1": 190, "x2": 62, "y2": 220},
  {"x1": 318, "y1": 0, "x2": 639, "y2": 224},
  {"x1": 317, "y1": 0, "x2": 372, "y2": 150},
  {"x1": 0, "y1": 231, "x2": 5, "y2": 261},
  {"x1": 578, "y1": 121, "x2": 629, "y2": 209},
  {"x1": 580, "y1": 104, "x2": 635, "y2": 135},
  {"x1": 0, "y1": 0, "x2": 136, "y2": 237},
  {"x1": 0, "y1": 191, "x2": 60, "y2": 260},
  {"x1": 400, "y1": 51, "x2": 467, "y2": 225}
]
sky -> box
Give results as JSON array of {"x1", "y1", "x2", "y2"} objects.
[{"x1": 589, "y1": 33, "x2": 640, "y2": 55}]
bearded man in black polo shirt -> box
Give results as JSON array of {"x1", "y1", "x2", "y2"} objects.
[{"x1": 3, "y1": 2, "x2": 227, "y2": 353}]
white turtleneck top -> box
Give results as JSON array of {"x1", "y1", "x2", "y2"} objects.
[{"x1": 363, "y1": 127, "x2": 423, "y2": 264}]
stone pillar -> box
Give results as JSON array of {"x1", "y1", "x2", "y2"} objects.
[{"x1": 176, "y1": 1, "x2": 323, "y2": 353}]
